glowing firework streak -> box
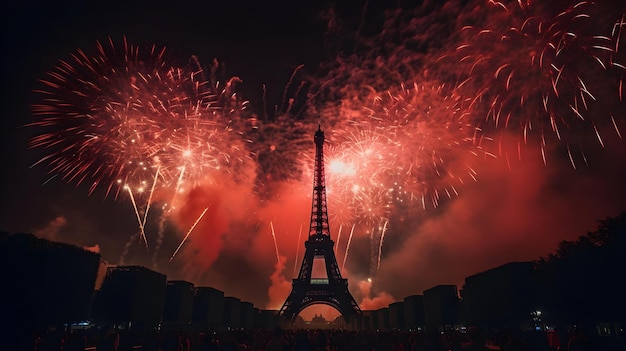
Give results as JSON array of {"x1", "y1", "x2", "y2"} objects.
[
  {"x1": 125, "y1": 185, "x2": 148, "y2": 248},
  {"x1": 342, "y1": 223, "x2": 356, "y2": 272},
  {"x1": 269, "y1": 221, "x2": 280, "y2": 264},
  {"x1": 335, "y1": 224, "x2": 343, "y2": 254},
  {"x1": 293, "y1": 223, "x2": 303, "y2": 276},
  {"x1": 141, "y1": 166, "x2": 160, "y2": 229},
  {"x1": 169, "y1": 206, "x2": 209, "y2": 261},
  {"x1": 376, "y1": 220, "x2": 388, "y2": 272}
]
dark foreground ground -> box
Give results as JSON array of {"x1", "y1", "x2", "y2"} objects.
[{"x1": 25, "y1": 324, "x2": 626, "y2": 351}]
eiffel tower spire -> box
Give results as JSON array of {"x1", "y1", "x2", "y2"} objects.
[
  {"x1": 310, "y1": 124, "x2": 330, "y2": 238},
  {"x1": 279, "y1": 124, "x2": 361, "y2": 323}
]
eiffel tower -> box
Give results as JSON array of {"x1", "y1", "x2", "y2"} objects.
[{"x1": 279, "y1": 125, "x2": 361, "y2": 322}]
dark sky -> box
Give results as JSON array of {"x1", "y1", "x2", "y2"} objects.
[{"x1": 2, "y1": 0, "x2": 625, "y2": 319}]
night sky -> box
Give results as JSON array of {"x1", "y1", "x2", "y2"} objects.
[{"x1": 2, "y1": 0, "x2": 625, "y2": 320}]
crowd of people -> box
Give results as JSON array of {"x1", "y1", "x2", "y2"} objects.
[{"x1": 29, "y1": 324, "x2": 622, "y2": 351}]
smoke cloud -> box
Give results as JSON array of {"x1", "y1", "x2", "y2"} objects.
[{"x1": 33, "y1": 216, "x2": 67, "y2": 241}]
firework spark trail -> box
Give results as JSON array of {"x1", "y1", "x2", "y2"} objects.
[
  {"x1": 441, "y1": 0, "x2": 626, "y2": 164},
  {"x1": 125, "y1": 185, "x2": 148, "y2": 248},
  {"x1": 293, "y1": 223, "x2": 303, "y2": 276},
  {"x1": 280, "y1": 64, "x2": 305, "y2": 115},
  {"x1": 376, "y1": 219, "x2": 388, "y2": 272},
  {"x1": 342, "y1": 223, "x2": 356, "y2": 272},
  {"x1": 269, "y1": 221, "x2": 281, "y2": 265},
  {"x1": 141, "y1": 166, "x2": 160, "y2": 230},
  {"x1": 169, "y1": 206, "x2": 209, "y2": 262},
  {"x1": 335, "y1": 224, "x2": 343, "y2": 254}
]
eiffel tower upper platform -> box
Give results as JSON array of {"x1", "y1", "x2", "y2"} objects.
[{"x1": 279, "y1": 125, "x2": 361, "y2": 322}]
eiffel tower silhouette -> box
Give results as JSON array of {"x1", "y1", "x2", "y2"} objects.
[{"x1": 279, "y1": 125, "x2": 362, "y2": 322}]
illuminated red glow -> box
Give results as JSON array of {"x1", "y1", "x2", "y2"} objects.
[{"x1": 26, "y1": 1, "x2": 626, "y2": 320}]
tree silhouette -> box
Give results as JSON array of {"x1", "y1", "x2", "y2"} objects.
[{"x1": 535, "y1": 211, "x2": 626, "y2": 324}]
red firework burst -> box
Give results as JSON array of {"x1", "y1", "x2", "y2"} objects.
[
  {"x1": 365, "y1": 82, "x2": 489, "y2": 209},
  {"x1": 29, "y1": 37, "x2": 248, "y2": 198},
  {"x1": 443, "y1": 0, "x2": 625, "y2": 165}
]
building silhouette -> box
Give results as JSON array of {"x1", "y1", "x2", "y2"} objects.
[
  {"x1": 223, "y1": 296, "x2": 242, "y2": 328},
  {"x1": 423, "y1": 285, "x2": 459, "y2": 331},
  {"x1": 92, "y1": 265, "x2": 167, "y2": 329},
  {"x1": 240, "y1": 301, "x2": 255, "y2": 329},
  {"x1": 461, "y1": 261, "x2": 537, "y2": 329},
  {"x1": 389, "y1": 301, "x2": 406, "y2": 330},
  {"x1": 163, "y1": 280, "x2": 195, "y2": 330},
  {"x1": 0, "y1": 232, "x2": 100, "y2": 349},
  {"x1": 404, "y1": 294, "x2": 426, "y2": 331},
  {"x1": 192, "y1": 286, "x2": 224, "y2": 330}
]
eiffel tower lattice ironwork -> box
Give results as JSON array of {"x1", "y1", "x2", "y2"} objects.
[{"x1": 279, "y1": 125, "x2": 362, "y2": 322}]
